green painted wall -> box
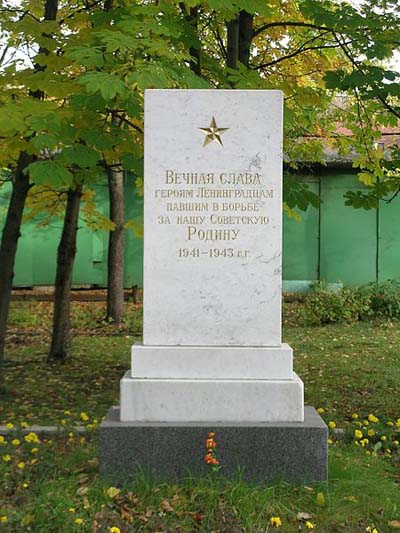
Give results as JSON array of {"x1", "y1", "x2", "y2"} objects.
[
  {"x1": 283, "y1": 177, "x2": 319, "y2": 283},
  {"x1": 1, "y1": 170, "x2": 400, "y2": 288}
]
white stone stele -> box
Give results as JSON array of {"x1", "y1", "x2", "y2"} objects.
[
  {"x1": 119, "y1": 89, "x2": 305, "y2": 424},
  {"x1": 131, "y1": 343, "x2": 293, "y2": 380},
  {"x1": 143, "y1": 89, "x2": 283, "y2": 347},
  {"x1": 120, "y1": 371, "x2": 304, "y2": 423}
]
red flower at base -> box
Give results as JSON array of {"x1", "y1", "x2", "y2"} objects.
[
  {"x1": 205, "y1": 437, "x2": 217, "y2": 449},
  {"x1": 204, "y1": 453, "x2": 219, "y2": 465}
]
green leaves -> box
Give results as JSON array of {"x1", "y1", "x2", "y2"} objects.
[
  {"x1": 94, "y1": 30, "x2": 139, "y2": 55},
  {"x1": 121, "y1": 153, "x2": 143, "y2": 175},
  {"x1": 25, "y1": 143, "x2": 100, "y2": 188},
  {"x1": 284, "y1": 175, "x2": 320, "y2": 212},
  {"x1": 79, "y1": 72, "x2": 127, "y2": 101},
  {"x1": 344, "y1": 190, "x2": 378, "y2": 210},
  {"x1": 58, "y1": 145, "x2": 100, "y2": 169},
  {"x1": 25, "y1": 161, "x2": 74, "y2": 188},
  {"x1": 68, "y1": 46, "x2": 105, "y2": 68}
]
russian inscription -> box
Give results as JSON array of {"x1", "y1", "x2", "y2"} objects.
[{"x1": 153, "y1": 168, "x2": 274, "y2": 259}]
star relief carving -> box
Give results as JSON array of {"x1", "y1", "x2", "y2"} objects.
[{"x1": 198, "y1": 116, "x2": 229, "y2": 147}]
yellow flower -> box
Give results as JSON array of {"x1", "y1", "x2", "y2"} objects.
[
  {"x1": 21, "y1": 421, "x2": 28, "y2": 428},
  {"x1": 31, "y1": 447, "x2": 39, "y2": 454},
  {"x1": 386, "y1": 421, "x2": 394, "y2": 427},
  {"x1": 270, "y1": 516, "x2": 282, "y2": 527},
  {"x1": 363, "y1": 419, "x2": 370, "y2": 426},
  {"x1": 0, "y1": 516, "x2": 8, "y2": 524},
  {"x1": 2, "y1": 454, "x2": 11, "y2": 462},
  {"x1": 75, "y1": 518, "x2": 84, "y2": 525},
  {"x1": 380, "y1": 435, "x2": 387, "y2": 441},
  {"x1": 22, "y1": 482, "x2": 29, "y2": 489},
  {"x1": 11, "y1": 439, "x2": 20, "y2": 446},
  {"x1": 361, "y1": 438, "x2": 369, "y2": 447},
  {"x1": 6, "y1": 423, "x2": 14, "y2": 430},
  {"x1": 328, "y1": 438, "x2": 333, "y2": 445},
  {"x1": 396, "y1": 418, "x2": 400, "y2": 428},
  {"x1": 305, "y1": 521, "x2": 315, "y2": 529},
  {"x1": 0, "y1": 436, "x2": 6, "y2": 445},
  {"x1": 368, "y1": 414, "x2": 379, "y2": 423},
  {"x1": 366, "y1": 527, "x2": 378, "y2": 533},
  {"x1": 352, "y1": 413, "x2": 359, "y2": 419},
  {"x1": 60, "y1": 419, "x2": 67, "y2": 426},
  {"x1": 354, "y1": 429, "x2": 363, "y2": 440},
  {"x1": 106, "y1": 486, "x2": 120, "y2": 499},
  {"x1": 367, "y1": 429, "x2": 375, "y2": 437},
  {"x1": 80, "y1": 412, "x2": 89, "y2": 422},
  {"x1": 64, "y1": 410, "x2": 71, "y2": 415},
  {"x1": 30, "y1": 458, "x2": 38, "y2": 465},
  {"x1": 68, "y1": 508, "x2": 75, "y2": 513},
  {"x1": 109, "y1": 528, "x2": 121, "y2": 533},
  {"x1": 317, "y1": 407, "x2": 325, "y2": 414},
  {"x1": 17, "y1": 462, "x2": 25, "y2": 470},
  {"x1": 24, "y1": 432, "x2": 40, "y2": 444},
  {"x1": 328, "y1": 421, "x2": 336, "y2": 429},
  {"x1": 393, "y1": 440, "x2": 399, "y2": 447}
]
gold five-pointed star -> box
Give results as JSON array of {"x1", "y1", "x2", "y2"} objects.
[{"x1": 198, "y1": 116, "x2": 229, "y2": 147}]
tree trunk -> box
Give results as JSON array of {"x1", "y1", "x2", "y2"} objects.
[
  {"x1": 106, "y1": 167, "x2": 125, "y2": 325},
  {"x1": 188, "y1": 6, "x2": 201, "y2": 75},
  {"x1": 48, "y1": 185, "x2": 82, "y2": 362},
  {"x1": 103, "y1": 0, "x2": 125, "y2": 326},
  {"x1": 0, "y1": 0, "x2": 58, "y2": 381},
  {"x1": 179, "y1": 3, "x2": 201, "y2": 75},
  {"x1": 0, "y1": 152, "x2": 32, "y2": 369},
  {"x1": 238, "y1": 10, "x2": 253, "y2": 67},
  {"x1": 226, "y1": 17, "x2": 239, "y2": 70}
]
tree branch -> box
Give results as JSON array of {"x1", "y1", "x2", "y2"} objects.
[
  {"x1": 383, "y1": 186, "x2": 400, "y2": 204},
  {"x1": 110, "y1": 112, "x2": 143, "y2": 134},
  {"x1": 333, "y1": 32, "x2": 400, "y2": 120},
  {"x1": 253, "y1": 21, "x2": 332, "y2": 38},
  {"x1": 255, "y1": 41, "x2": 344, "y2": 70}
]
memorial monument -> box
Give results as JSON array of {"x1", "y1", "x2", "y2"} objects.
[{"x1": 100, "y1": 89, "x2": 328, "y2": 482}]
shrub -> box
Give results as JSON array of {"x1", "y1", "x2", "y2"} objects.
[
  {"x1": 359, "y1": 280, "x2": 400, "y2": 319},
  {"x1": 302, "y1": 281, "x2": 371, "y2": 325}
]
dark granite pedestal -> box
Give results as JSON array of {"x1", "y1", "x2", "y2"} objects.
[{"x1": 99, "y1": 406, "x2": 328, "y2": 484}]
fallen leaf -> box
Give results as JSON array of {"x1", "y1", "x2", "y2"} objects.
[
  {"x1": 106, "y1": 486, "x2": 120, "y2": 499},
  {"x1": 160, "y1": 499, "x2": 174, "y2": 512},
  {"x1": 316, "y1": 492, "x2": 325, "y2": 507},
  {"x1": 388, "y1": 520, "x2": 400, "y2": 529},
  {"x1": 343, "y1": 496, "x2": 358, "y2": 502},
  {"x1": 297, "y1": 512, "x2": 313, "y2": 521}
]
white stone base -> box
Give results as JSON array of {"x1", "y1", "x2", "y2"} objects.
[
  {"x1": 131, "y1": 343, "x2": 293, "y2": 380},
  {"x1": 120, "y1": 371, "x2": 304, "y2": 423}
]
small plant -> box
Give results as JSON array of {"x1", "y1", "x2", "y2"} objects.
[{"x1": 204, "y1": 431, "x2": 220, "y2": 472}]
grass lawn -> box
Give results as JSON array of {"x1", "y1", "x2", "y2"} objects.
[{"x1": 1, "y1": 301, "x2": 400, "y2": 532}]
